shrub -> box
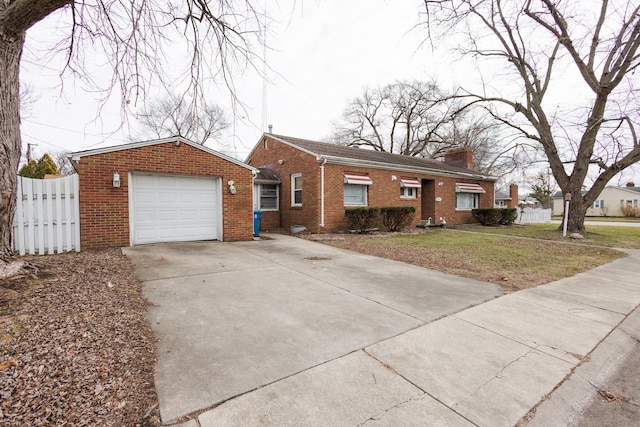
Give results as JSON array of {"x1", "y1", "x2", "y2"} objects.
[
  {"x1": 499, "y1": 208, "x2": 518, "y2": 225},
  {"x1": 345, "y1": 207, "x2": 380, "y2": 232},
  {"x1": 472, "y1": 208, "x2": 503, "y2": 226},
  {"x1": 621, "y1": 204, "x2": 639, "y2": 217},
  {"x1": 380, "y1": 206, "x2": 416, "y2": 231}
]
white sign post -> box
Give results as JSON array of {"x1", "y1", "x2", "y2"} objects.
[{"x1": 563, "y1": 193, "x2": 572, "y2": 237}]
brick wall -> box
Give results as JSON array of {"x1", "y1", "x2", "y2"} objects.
[
  {"x1": 77, "y1": 141, "x2": 254, "y2": 249},
  {"x1": 247, "y1": 136, "x2": 495, "y2": 233}
]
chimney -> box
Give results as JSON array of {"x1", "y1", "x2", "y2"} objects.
[
  {"x1": 509, "y1": 184, "x2": 519, "y2": 209},
  {"x1": 268, "y1": 124, "x2": 273, "y2": 134},
  {"x1": 626, "y1": 182, "x2": 635, "y2": 188},
  {"x1": 444, "y1": 147, "x2": 473, "y2": 169}
]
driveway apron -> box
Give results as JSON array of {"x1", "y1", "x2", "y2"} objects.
[{"x1": 123, "y1": 234, "x2": 502, "y2": 423}]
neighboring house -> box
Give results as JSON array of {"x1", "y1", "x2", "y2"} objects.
[
  {"x1": 246, "y1": 134, "x2": 497, "y2": 233},
  {"x1": 552, "y1": 182, "x2": 640, "y2": 216},
  {"x1": 69, "y1": 137, "x2": 256, "y2": 249},
  {"x1": 495, "y1": 184, "x2": 519, "y2": 208}
]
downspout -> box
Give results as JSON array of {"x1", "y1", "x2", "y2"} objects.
[{"x1": 319, "y1": 157, "x2": 327, "y2": 228}]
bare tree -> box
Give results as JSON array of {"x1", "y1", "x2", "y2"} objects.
[
  {"x1": 0, "y1": 1, "x2": 266, "y2": 263},
  {"x1": 333, "y1": 80, "x2": 457, "y2": 155},
  {"x1": 423, "y1": 0, "x2": 640, "y2": 233},
  {"x1": 54, "y1": 151, "x2": 75, "y2": 176},
  {"x1": 137, "y1": 93, "x2": 229, "y2": 145},
  {"x1": 332, "y1": 79, "x2": 524, "y2": 176},
  {"x1": 435, "y1": 108, "x2": 528, "y2": 177}
]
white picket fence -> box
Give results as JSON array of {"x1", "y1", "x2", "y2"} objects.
[
  {"x1": 518, "y1": 208, "x2": 552, "y2": 224},
  {"x1": 12, "y1": 175, "x2": 81, "y2": 255}
]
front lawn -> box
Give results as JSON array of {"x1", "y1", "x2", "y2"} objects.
[
  {"x1": 466, "y1": 223, "x2": 640, "y2": 249},
  {"x1": 322, "y1": 228, "x2": 626, "y2": 291}
]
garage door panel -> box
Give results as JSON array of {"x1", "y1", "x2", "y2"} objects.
[{"x1": 131, "y1": 174, "x2": 221, "y2": 245}]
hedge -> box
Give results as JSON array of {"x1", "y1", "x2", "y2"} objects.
[
  {"x1": 345, "y1": 206, "x2": 417, "y2": 232},
  {"x1": 345, "y1": 207, "x2": 380, "y2": 232},
  {"x1": 380, "y1": 206, "x2": 416, "y2": 231},
  {"x1": 472, "y1": 208, "x2": 518, "y2": 226}
]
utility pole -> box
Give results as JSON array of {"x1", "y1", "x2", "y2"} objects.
[{"x1": 26, "y1": 143, "x2": 38, "y2": 162}]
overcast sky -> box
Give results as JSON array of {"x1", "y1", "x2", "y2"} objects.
[
  {"x1": 18, "y1": 0, "x2": 639, "y2": 187},
  {"x1": 21, "y1": 1, "x2": 441, "y2": 159}
]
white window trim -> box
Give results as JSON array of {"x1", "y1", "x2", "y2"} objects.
[
  {"x1": 400, "y1": 187, "x2": 417, "y2": 199},
  {"x1": 257, "y1": 184, "x2": 279, "y2": 211},
  {"x1": 344, "y1": 183, "x2": 368, "y2": 206},
  {"x1": 291, "y1": 173, "x2": 302, "y2": 207},
  {"x1": 455, "y1": 192, "x2": 479, "y2": 211}
]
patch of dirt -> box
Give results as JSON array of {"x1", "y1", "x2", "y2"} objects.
[
  {"x1": 0, "y1": 249, "x2": 160, "y2": 426},
  {"x1": 299, "y1": 229, "x2": 550, "y2": 292}
]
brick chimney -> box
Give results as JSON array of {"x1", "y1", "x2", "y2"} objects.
[
  {"x1": 627, "y1": 182, "x2": 635, "y2": 187},
  {"x1": 509, "y1": 184, "x2": 519, "y2": 209},
  {"x1": 444, "y1": 147, "x2": 474, "y2": 169}
]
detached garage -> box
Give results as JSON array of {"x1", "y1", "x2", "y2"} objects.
[{"x1": 70, "y1": 137, "x2": 256, "y2": 250}]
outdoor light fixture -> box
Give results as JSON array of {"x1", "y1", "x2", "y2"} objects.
[
  {"x1": 113, "y1": 172, "x2": 120, "y2": 188},
  {"x1": 228, "y1": 180, "x2": 237, "y2": 195},
  {"x1": 391, "y1": 175, "x2": 397, "y2": 181}
]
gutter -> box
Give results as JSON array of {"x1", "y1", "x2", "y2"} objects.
[{"x1": 318, "y1": 157, "x2": 327, "y2": 228}]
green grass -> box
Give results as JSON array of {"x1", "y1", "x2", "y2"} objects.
[
  {"x1": 461, "y1": 223, "x2": 640, "y2": 249},
  {"x1": 553, "y1": 215, "x2": 640, "y2": 223}
]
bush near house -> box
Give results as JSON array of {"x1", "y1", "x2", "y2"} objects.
[
  {"x1": 621, "y1": 205, "x2": 639, "y2": 217},
  {"x1": 499, "y1": 208, "x2": 518, "y2": 225},
  {"x1": 345, "y1": 207, "x2": 381, "y2": 233},
  {"x1": 345, "y1": 206, "x2": 417, "y2": 232},
  {"x1": 472, "y1": 208, "x2": 518, "y2": 226},
  {"x1": 380, "y1": 206, "x2": 416, "y2": 232}
]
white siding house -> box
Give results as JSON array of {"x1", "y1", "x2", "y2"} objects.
[{"x1": 552, "y1": 183, "x2": 640, "y2": 217}]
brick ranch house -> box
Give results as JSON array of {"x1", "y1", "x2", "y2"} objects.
[
  {"x1": 69, "y1": 137, "x2": 256, "y2": 249},
  {"x1": 246, "y1": 134, "x2": 497, "y2": 233}
]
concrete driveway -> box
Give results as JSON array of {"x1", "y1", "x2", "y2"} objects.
[{"x1": 123, "y1": 234, "x2": 502, "y2": 423}]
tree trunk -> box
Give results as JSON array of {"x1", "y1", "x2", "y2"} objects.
[
  {"x1": 559, "y1": 184, "x2": 588, "y2": 235},
  {"x1": 0, "y1": 30, "x2": 24, "y2": 261}
]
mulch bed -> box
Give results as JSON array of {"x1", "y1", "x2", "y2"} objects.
[{"x1": 0, "y1": 249, "x2": 160, "y2": 426}]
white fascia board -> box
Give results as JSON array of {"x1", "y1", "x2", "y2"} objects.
[
  {"x1": 319, "y1": 155, "x2": 498, "y2": 181},
  {"x1": 70, "y1": 136, "x2": 258, "y2": 172}
]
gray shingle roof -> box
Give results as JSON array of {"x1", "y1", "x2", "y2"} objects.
[
  {"x1": 254, "y1": 168, "x2": 281, "y2": 184},
  {"x1": 495, "y1": 190, "x2": 511, "y2": 200},
  {"x1": 267, "y1": 134, "x2": 495, "y2": 180}
]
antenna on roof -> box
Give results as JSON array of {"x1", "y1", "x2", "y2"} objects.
[{"x1": 260, "y1": 4, "x2": 268, "y2": 133}]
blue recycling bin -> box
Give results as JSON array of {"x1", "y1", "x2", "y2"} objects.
[{"x1": 253, "y1": 210, "x2": 262, "y2": 237}]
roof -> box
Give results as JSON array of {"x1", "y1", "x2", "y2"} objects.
[
  {"x1": 495, "y1": 190, "x2": 511, "y2": 200},
  {"x1": 252, "y1": 134, "x2": 496, "y2": 181},
  {"x1": 254, "y1": 168, "x2": 281, "y2": 184},
  {"x1": 69, "y1": 136, "x2": 257, "y2": 172},
  {"x1": 553, "y1": 186, "x2": 640, "y2": 198}
]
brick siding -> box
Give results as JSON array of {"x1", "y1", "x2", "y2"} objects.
[
  {"x1": 247, "y1": 136, "x2": 495, "y2": 233},
  {"x1": 77, "y1": 141, "x2": 253, "y2": 249}
]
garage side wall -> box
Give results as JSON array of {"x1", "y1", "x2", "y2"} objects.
[{"x1": 77, "y1": 142, "x2": 253, "y2": 249}]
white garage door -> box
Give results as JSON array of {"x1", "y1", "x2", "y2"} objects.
[{"x1": 130, "y1": 174, "x2": 221, "y2": 245}]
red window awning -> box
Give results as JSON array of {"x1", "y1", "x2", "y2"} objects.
[
  {"x1": 455, "y1": 183, "x2": 486, "y2": 193},
  {"x1": 344, "y1": 173, "x2": 373, "y2": 185},
  {"x1": 400, "y1": 178, "x2": 421, "y2": 188}
]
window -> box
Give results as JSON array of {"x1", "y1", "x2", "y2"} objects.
[
  {"x1": 343, "y1": 173, "x2": 372, "y2": 206},
  {"x1": 291, "y1": 173, "x2": 302, "y2": 206},
  {"x1": 344, "y1": 184, "x2": 368, "y2": 206},
  {"x1": 400, "y1": 187, "x2": 417, "y2": 198},
  {"x1": 455, "y1": 182, "x2": 484, "y2": 210},
  {"x1": 591, "y1": 200, "x2": 604, "y2": 209},
  {"x1": 399, "y1": 178, "x2": 420, "y2": 199},
  {"x1": 456, "y1": 192, "x2": 479, "y2": 210},
  {"x1": 258, "y1": 184, "x2": 279, "y2": 210}
]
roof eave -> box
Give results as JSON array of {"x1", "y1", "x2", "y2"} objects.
[
  {"x1": 318, "y1": 155, "x2": 497, "y2": 181},
  {"x1": 70, "y1": 136, "x2": 258, "y2": 172}
]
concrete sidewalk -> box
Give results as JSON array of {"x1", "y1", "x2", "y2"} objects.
[{"x1": 125, "y1": 236, "x2": 640, "y2": 426}]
